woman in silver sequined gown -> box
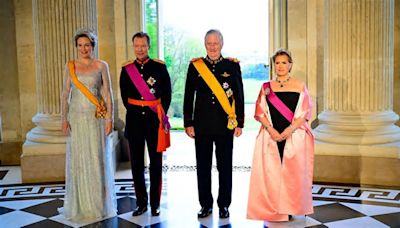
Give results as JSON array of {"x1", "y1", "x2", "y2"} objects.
[{"x1": 60, "y1": 29, "x2": 117, "y2": 222}]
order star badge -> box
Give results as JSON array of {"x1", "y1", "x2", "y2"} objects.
[
  {"x1": 147, "y1": 77, "x2": 156, "y2": 86},
  {"x1": 222, "y1": 82, "x2": 229, "y2": 89}
]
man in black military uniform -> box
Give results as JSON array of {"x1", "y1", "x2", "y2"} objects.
[
  {"x1": 183, "y1": 29, "x2": 245, "y2": 219},
  {"x1": 120, "y1": 32, "x2": 171, "y2": 217}
]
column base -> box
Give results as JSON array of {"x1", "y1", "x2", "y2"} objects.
[
  {"x1": 314, "y1": 111, "x2": 400, "y2": 145},
  {"x1": 314, "y1": 141, "x2": 400, "y2": 187},
  {"x1": 21, "y1": 131, "x2": 119, "y2": 183},
  {"x1": 21, "y1": 141, "x2": 65, "y2": 183}
]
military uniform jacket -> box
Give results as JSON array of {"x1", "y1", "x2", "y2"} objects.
[
  {"x1": 120, "y1": 58, "x2": 172, "y2": 136},
  {"x1": 183, "y1": 56, "x2": 245, "y2": 135}
]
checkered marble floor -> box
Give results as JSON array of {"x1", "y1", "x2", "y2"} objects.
[{"x1": 1, "y1": 165, "x2": 399, "y2": 228}]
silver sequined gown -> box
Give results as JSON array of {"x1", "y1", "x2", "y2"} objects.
[{"x1": 60, "y1": 60, "x2": 117, "y2": 221}]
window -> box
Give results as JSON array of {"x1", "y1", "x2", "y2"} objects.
[
  {"x1": 144, "y1": 0, "x2": 269, "y2": 130},
  {"x1": 143, "y1": 0, "x2": 159, "y2": 58}
]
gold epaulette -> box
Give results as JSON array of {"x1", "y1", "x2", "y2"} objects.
[
  {"x1": 225, "y1": 57, "x2": 240, "y2": 63},
  {"x1": 153, "y1": 59, "x2": 165, "y2": 64},
  {"x1": 122, "y1": 60, "x2": 134, "y2": 67},
  {"x1": 191, "y1": 57, "x2": 202, "y2": 62}
]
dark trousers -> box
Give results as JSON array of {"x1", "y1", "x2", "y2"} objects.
[
  {"x1": 128, "y1": 122, "x2": 162, "y2": 209},
  {"x1": 194, "y1": 133, "x2": 234, "y2": 208}
]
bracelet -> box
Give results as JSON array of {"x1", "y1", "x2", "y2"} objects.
[
  {"x1": 289, "y1": 124, "x2": 296, "y2": 132},
  {"x1": 264, "y1": 124, "x2": 270, "y2": 130}
]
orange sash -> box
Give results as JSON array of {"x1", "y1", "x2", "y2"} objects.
[
  {"x1": 192, "y1": 58, "x2": 238, "y2": 130},
  {"x1": 68, "y1": 60, "x2": 108, "y2": 119},
  {"x1": 127, "y1": 98, "x2": 170, "y2": 153}
]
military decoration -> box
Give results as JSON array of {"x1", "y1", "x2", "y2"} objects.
[
  {"x1": 221, "y1": 72, "x2": 231, "y2": 77},
  {"x1": 222, "y1": 82, "x2": 229, "y2": 89},
  {"x1": 265, "y1": 87, "x2": 270, "y2": 95},
  {"x1": 227, "y1": 114, "x2": 238, "y2": 130},
  {"x1": 226, "y1": 88, "x2": 233, "y2": 98},
  {"x1": 150, "y1": 88, "x2": 156, "y2": 94},
  {"x1": 147, "y1": 77, "x2": 156, "y2": 86}
]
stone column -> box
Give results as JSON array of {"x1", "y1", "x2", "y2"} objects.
[
  {"x1": 21, "y1": 0, "x2": 98, "y2": 183},
  {"x1": 314, "y1": 0, "x2": 400, "y2": 186},
  {"x1": 269, "y1": 0, "x2": 287, "y2": 52}
]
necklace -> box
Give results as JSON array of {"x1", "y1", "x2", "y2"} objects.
[{"x1": 276, "y1": 76, "x2": 290, "y2": 88}]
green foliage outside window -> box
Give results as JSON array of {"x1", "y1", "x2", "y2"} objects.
[
  {"x1": 163, "y1": 26, "x2": 203, "y2": 120},
  {"x1": 143, "y1": 0, "x2": 269, "y2": 130},
  {"x1": 145, "y1": 0, "x2": 158, "y2": 58}
]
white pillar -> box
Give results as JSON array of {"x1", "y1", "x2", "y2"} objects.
[
  {"x1": 315, "y1": 0, "x2": 400, "y2": 145},
  {"x1": 269, "y1": 0, "x2": 287, "y2": 52},
  {"x1": 313, "y1": 0, "x2": 400, "y2": 186},
  {"x1": 21, "y1": 0, "x2": 98, "y2": 183}
]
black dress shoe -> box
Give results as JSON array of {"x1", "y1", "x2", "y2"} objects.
[
  {"x1": 219, "y1": 207, "x2": 229, "y2": 218},
  {"x1": 289, "y1": 215, "x2": 293, "y2": 220},
  {"x1": 197, "y1": 207, "x2": 212, "y2": 218},
  {"x1": 151, "y1": 207, "x2": 160, "y2": 216},
  {"x1": 132, "y1": 206, "x2": 147, "y2": 216}
]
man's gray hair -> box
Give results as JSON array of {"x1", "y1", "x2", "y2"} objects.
[{"x1": 204, "y1": 29, "x2": 224, "y2": 45}]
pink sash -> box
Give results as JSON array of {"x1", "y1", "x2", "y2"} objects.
[
  {"x1": 124, "y1": 62, "x2": 170, "y2": 129},
  {"x1": 263, "y1": 82, "x2": 294, "y2": 122}
]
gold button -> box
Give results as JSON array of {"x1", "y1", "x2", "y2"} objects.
[
  {"x1": 142, "y1": 112, "x2": 145, "y2": 115},
  {"x1": 141, "y1": 74, "x2": 143, "y2": 77},
  {"x1": 212, "y1": 97, "x2": 215, "y2": 99},
  {"x1": 212, "y1": 102, "x2": 215, "y2": 104}
]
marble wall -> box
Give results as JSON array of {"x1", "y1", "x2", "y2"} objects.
[{"x1": 0, "y1": 0, "x2": 36, "y2": 164}]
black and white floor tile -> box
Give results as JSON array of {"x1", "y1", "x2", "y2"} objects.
[{"x1": 1, "y1": 165, "x2": 399, "y2": 228}]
